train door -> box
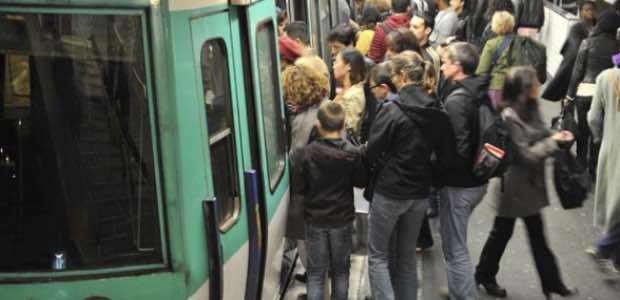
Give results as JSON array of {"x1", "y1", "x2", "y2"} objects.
[
  {"x1": 243, "y1": 0, "x2": 290, "y2": 298},
  {"x1": 190, "y1": 11, "x2": 254, "y2": 300}
]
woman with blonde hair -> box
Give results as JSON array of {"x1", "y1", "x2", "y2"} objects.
[{"x1": 476, "y1": 11, "x2": 515, "y2": 109}]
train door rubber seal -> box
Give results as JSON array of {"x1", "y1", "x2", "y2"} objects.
[{"x1": 203, "y1": 198, "x2": 224, "y2": 300}]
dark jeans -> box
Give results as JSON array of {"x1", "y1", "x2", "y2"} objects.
[
  {"x1": 596, "y1": 223, "x2": 620, "y2": 264},
  {"x1": 305, "y1": 223, "x2": 352, "y2": 300},
  {"x1": 575, "y1": 97, "x2": 600, "y2": 176},
  {"x1": 476, "y1": 214, "x2": 567, "y2": 293}
]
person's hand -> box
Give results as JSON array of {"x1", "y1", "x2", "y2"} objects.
[{"x1": 552, "y1": 130, "x2": 574, "y2": 142}]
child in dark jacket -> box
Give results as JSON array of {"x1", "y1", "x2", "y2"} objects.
[{"x1": 290, "y1": 101, "x2": 366, "y2": 300}]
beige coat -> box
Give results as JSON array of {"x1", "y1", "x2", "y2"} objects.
[
  {"x1": 341, "y1": 83, "x2": 366, "y2": 139},
  {"x1": 588, "y1": 68, "x2": 620, "y2": 231},
  {"x1": 489, "y1": 107, "x2": 559, "y2": 218}
]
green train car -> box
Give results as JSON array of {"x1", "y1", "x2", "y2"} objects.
[{"x1": 0, "y1": 0, "x2": 291, "y2": 299}]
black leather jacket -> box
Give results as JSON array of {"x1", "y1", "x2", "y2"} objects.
[
  {"x1": 514, "y1": 0, "x2": 545, "y2": 29},
  {"x1": 567, "y1": 33, "x2": 620, "y2": 98}
]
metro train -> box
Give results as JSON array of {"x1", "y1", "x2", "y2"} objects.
[
  {"x1": 1, "y1": 0, "x2": 610, "y2": 299},
  {"x1": 0, "y1": 0, "x2": 291, "y2": 299}
]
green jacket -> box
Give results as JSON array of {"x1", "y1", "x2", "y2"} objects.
[{"x1": 476, "y1": 35, "x2": 512, "y2": 90}]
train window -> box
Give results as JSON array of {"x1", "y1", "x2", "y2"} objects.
[
  {"x1": 0, "y1": 13, "x2": 163, "y2": 274},
  {"x1": 256, "y1": 21, "x2": 286, "y2": 191},
  {"x1": 200, "y1": 39, "x2": 240, "y2": 231}
]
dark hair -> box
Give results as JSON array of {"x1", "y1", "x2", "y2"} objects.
[
  {"x1": 391, "y1": 0, "x2": 410, "y2": 13},
  {"x1": 285, "y1": 21, "x2": 310, "y2": 45},
  {"x1": 486, "y1": 0, "x2": 515, "y2": 17},
  {"x1": 386, "y1": 27, "x2": 421, "y2": 54},
  {"x1": 502, "y1": 66, "x2": 539, "y2": 118},
  {"x1": 369, "y1": 62, "x2": 397, "y2": 93},
  {"x1": 390, "y1": 51, "x2": 437, "y2": 95},
  {"x1": 317, "y1": 101, "x2": 345, "y2": 131},
  {"x1": 328, "y1": 24, "x2": 357, "y2": 46},
  {"x1": 579, "y1": 0, "x2": 596, "y2": 11},
  {"x1": 592, "y1": 10, "x2": 620, "y2": 36},
  {"x1": 360, "y1": 4, "x2": 382, "y2": 30},
  {"x1": 615, "y1": 0, "x2": 620, "y2": 13},
  {"x1": 446, "y1": 42, "x2": 479, "y2": 75},
  {"x1": 340, "y1": 47, "x2": 368, "y2": 85},
  {"x1": 414, "y1": 11, "x2": 435, "y2": 30}
]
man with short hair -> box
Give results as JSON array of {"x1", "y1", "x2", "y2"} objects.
[
  {"x1": 368, "y1": 0, "x2": 412, "y2": 63},
  {"x1": 410, "y1": 11, "x2": 441, "y2": 83},
  {"x1": 438, "y1": 42, "x2": 491, "y2": 300},
  {"x1": 285, "y1": 21, "x2": 310, "y2": 47},
  {"x1": 434, "y1": 0, "x2": 459, "y2": 44}
]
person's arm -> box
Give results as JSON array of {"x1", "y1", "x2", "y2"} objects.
[
  {"x1": 366, "y1": 105, "x2": 395, "y2": 163},
  {"x1": 444, "y1": 96, "x2": 473, "y2": 166},
  {"x1": 567, "y1": 40, "x2": 589, "y2": 99},
  {"x1": 476, "y1": 39, "x2": 495, "y2": 75},
  {"x1": 507, "y1": 116, "x2": 559, "y2": 166},
  {"x1": 588, "y1": 71, "x2": 608, "y2": 144},
  {"x1": 289, "y1": 148, "x2": 307, "y2": 195}
]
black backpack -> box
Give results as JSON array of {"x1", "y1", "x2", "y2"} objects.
[
  {"x1": 452, "y1": 82, "x2": 513, "y2": 180},
  {"x1": 507, "y1": 36, "x2": 548, "y2": 83}
]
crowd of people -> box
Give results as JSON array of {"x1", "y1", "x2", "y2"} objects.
[{"x1": 276, "y1": 1, "x2": 620, "y2": 299}]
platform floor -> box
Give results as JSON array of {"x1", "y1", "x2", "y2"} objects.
[{"x1": 283, "y1": 99, "x2": 620, "y2": 300}]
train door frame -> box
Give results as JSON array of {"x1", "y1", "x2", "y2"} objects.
[
  {"x1": 189, "y1": 10, "x2": 254, "y2": 300},
  {"x1": 242, "y1": 0, "x2": 290, "y2": 298}
]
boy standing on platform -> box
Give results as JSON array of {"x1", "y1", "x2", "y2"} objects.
[{"x1": 290, "y1": 102, "x2": 367, "y2": 300}]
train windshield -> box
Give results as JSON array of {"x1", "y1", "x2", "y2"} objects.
[{"x1": 0, "y1": 12, "x2": 163, "y2": 274}]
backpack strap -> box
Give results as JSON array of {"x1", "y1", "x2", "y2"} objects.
[{"x1": 492, "y1": 34, "x2": 514, "y2": 67}]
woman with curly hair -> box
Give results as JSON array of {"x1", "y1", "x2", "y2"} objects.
[{"x1": 282, "y1": 60, "x2": 330, "y2": 285}]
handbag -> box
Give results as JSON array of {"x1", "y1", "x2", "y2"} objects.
[
  {"x1": 550, "y1": 104, "x2": 578, "y2": 149},
  {"x1": 553, "y1": 149, "x2": 591, "y2": 209}
]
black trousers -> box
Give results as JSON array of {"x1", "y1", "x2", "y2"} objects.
[
  {"x1": 575, "y1": 96, "x2": 600, "y2": 176},
  {"x1": 475, "y1": 214, "x2": 566, "y2": 293}
]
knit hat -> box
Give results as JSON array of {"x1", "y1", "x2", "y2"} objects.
[{"x1": 279, "y1": 35, "x2": 303, "y2": 64}]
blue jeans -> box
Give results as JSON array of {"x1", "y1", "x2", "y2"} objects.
[
  {"x1": 305, "y1": 223, "x2": 352, "y2": 300},
  {"x1": 368, "y1": 192, "x2": 428, "y2": 300},
  {"x1": 597, "y1": 223, "x2": 620, "y2": 264},
  {"x1": 439, "y1": 185, "x2": 487, "y2": 300}
]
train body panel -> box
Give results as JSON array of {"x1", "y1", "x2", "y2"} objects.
[{"x1": 0, "y1": 0, "x2": 288, "y2": 299}]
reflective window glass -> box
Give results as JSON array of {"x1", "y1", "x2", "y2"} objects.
[
  {"x1": 200, "y1": 39, "x2": 240, "y2": 231},
  {"x1": 0, "y1": 13, "x2": 162, "y2": 273},
  {"x1": 256, "y1": 21, "x2": 286, "y2": 190}
]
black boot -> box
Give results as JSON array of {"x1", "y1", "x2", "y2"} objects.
[{"x1": 475, "y1": 276, "x2": 507, "y2": 298}]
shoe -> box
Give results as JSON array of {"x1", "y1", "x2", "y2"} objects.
[
  {"x1": 586, "y1": 246, "x2": 616, "y2": 273},
  {"x1": 476, "y1": 280, "x2": 507, "y2": 298},
  {"x1": 543, "y1": 286, "x2": 578, "y2": 299},
  {"x1": 438, "y1": 286, "x2": 450, "y2": 299},
  {"x1": 297, "y1": 293, "x2": 307, "y2": 300},
  {"x1": 294, "y1": 272, "x2": 307, "y2": 283}
]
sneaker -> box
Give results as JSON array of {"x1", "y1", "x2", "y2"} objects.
[{"x1": 586, "y1": 246, "x2": 616, "y2": 273}]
